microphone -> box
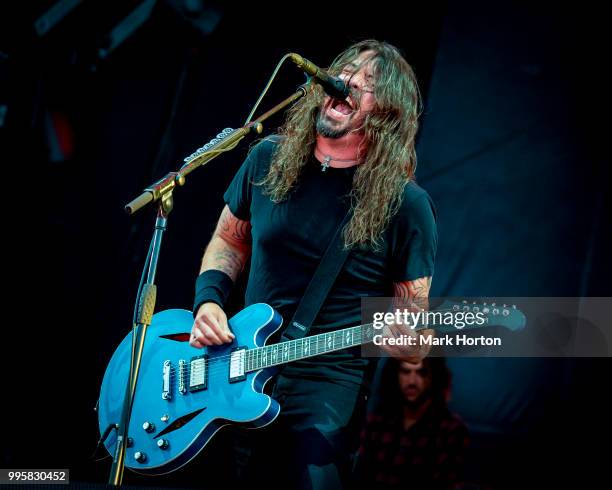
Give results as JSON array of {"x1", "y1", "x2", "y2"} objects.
[{"x1": 288, "y1": 53, "x2": 350, "y2": 100}]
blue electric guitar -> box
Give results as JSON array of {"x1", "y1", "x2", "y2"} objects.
[{"x1": 98, "y1": 300, "x2": 524, "y2": 474}]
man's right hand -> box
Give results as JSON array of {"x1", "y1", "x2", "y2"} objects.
[{"x1": 191, "y1": 302, "x2": 235, "y2": 348}]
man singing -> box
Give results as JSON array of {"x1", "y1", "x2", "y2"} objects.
[{"x1": 190, "y1": 39, "x2": 437, "y2": 488}]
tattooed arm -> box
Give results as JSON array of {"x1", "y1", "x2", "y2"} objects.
[
  {"x1": 200, "y1": 205, "x2": 252, "y2": 279},
  {"x1": 379, "y1": 276, "x2": 435, "y2": 361},
  {"x1": 191, "y1": 205, "x2": 252, "y2": 348},
  {"x1": 392, "y1": 277, "x2": 431, "y2": 308}
]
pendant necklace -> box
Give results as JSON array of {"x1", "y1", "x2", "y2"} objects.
[{"x1": 315, "y1": 149, "x2": 360, "y2": 172}]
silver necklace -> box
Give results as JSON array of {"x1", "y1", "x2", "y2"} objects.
[{"x1": 316, "y1": 150, "x2": 360, "y2": 172}]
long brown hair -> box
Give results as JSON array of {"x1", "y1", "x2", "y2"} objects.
[{"x1": 259, "y1": 40, "x2": 422, "y2": 249}]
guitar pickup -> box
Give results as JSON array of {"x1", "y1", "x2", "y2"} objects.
[
  {"x1": 229, "y1": 347, "x2": 246, "y2": 383},
  {"x1": 189, "y1": 355, "x2": 208, "y2": 392}
]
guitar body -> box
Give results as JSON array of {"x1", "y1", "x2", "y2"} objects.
[
  {"x1": 98, "y1": 299, "x2": 525, "y2": 475},
  {"x1": 98, "y1": 303, "x2": 283, "y2": 474}
]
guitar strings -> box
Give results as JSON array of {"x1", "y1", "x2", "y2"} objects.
[
  {"x1": 192, "y1": 306, "x2": 512, "y2": 369},
  {"x1": 168, "y1": 307, "x2": 515, "y2": 376}
]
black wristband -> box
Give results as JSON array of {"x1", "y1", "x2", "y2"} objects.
[{"x1": 193, "y1": 270, "x2": 234, "y2": 317}]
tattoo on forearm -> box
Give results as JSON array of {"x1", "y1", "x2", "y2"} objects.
[
  {"x1": 211, "y1": 248, "x2": 245, "y2": 278},
  {"x1": 392, "y1": 277, "x2": 435, "y2": 354},
  {"x1": 200, "y1": 206, "x2": 251, "y2": 280},
  {"x1": 393, "y1": 277, "x2": 431, "y2": 310}
]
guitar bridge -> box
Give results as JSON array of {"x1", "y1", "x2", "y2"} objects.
[
  {"x1": 162, "y1": 360, "x2": 173, "y2": 400},
  {"x1": 178, "y1": 359, "x2": 187, "y2": 395}
]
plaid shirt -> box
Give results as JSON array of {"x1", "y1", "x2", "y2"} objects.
[{"x1": 356, "y1": 403, "x2": 469, "y2": 489}]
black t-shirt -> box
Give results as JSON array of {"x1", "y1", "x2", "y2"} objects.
[{"x1": 223, "y1": 137, "x2": 437, "y2": 389}]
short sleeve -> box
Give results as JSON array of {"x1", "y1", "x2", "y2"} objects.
[
  {"x1": 389, "y1": 186, "x2": 438, "y2": 282},
  {"x1": 223, "y1": 138, "x2": 277, "y2": 221}
]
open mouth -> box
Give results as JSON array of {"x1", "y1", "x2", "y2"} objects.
[{"x1": 327, "y1": 98, "x2": 354, "y2": 117}]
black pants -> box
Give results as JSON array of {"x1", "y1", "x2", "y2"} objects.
[{"x1": 234, "y1": 374, "x2": 369, "y2": 490}]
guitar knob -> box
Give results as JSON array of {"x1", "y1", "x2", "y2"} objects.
[
  {"x1": 134, "y1": 451, "x2": 147, "y2": 463},
  {"x1": 502, "y1": 308, "x2": 510, "y2": 316},
  {"x1": 142, "y1": 422, "x2": 155, "y2": 433},
  {"x1": 492, "y1": 308, "x2": 499, "y2": 315},
  {"x1": 157, "y1": 438, "x2": 169, "y2": 450}
]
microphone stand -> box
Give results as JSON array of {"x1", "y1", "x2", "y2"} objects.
[{"x1": 108, "y1": 86, "x2": 308, "y2": 486}]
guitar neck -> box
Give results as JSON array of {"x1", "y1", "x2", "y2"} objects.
[
  {"x1": 243, "y1": 323, "x2": 378, "y2": 373},
  {"x1": 242, "y1": 300, "x2": 525, "y2": 373}
]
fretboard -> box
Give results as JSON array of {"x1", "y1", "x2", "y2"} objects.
[
  {"x1": 244, "y1": 323, "x2": 377, "y2": 373},
  {"x1": 242, "y1": 300, "x2": 524, "y2": 373}
]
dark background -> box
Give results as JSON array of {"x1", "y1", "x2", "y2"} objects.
[{"x1": 2, "y1": 0, "x2": 610, "y2": 488}]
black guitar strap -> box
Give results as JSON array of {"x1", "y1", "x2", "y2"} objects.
[{"x1": 280, "y1": 211, "x2": 352, "y2": 342}]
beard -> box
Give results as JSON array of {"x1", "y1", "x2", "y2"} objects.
[
  {"x1": 402, "y1": 386, "x2": 430, "y2": 409},
  {"x1": 315, "y1": 108, "x2": 351, "y2": 139}
]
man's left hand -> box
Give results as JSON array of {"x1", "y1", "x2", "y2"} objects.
[{"x1": 379, "y1": 323, "x2": 435, "y2": 362}]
